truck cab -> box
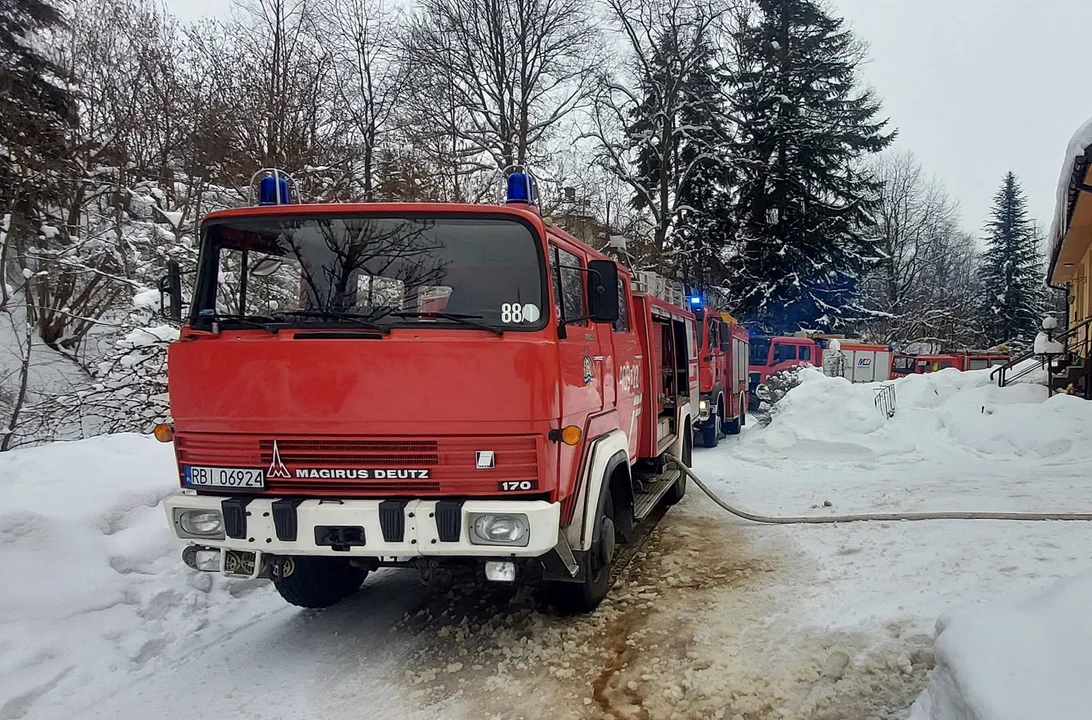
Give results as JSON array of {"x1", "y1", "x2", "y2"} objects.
[
  {"x1": 748, "y1": 336, "x2": 819, "y2": 403},
  {"x1": 158, "y1": 171, "x2": 696, "y2": 613}
]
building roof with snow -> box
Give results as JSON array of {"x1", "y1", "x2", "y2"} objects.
[{"x1": 1048, "y1": 116, "x2": 1092, "y2": 286}]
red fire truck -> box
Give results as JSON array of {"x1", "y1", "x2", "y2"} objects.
[
  {"x1": 687, "y1": 301, "x2": 749, "y2": 448},
  {"x1": 890, "y1": 351, "x2": 1010, "y2": 376},
  {"x1": 748, "y1": 334, "x2": 892, "y2": 407},
  {"x1": 157, "y1": 169, "x2": 697, "y2": 613}
]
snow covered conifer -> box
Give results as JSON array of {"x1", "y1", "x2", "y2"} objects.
[
  {"x1": 671, "y1": 32, "x2": 736, "y2": 290},
  {"x1": 0, "y1": 0, "x2": 72, "y2": 278},
  {"x1": 976, "y1": 172, "x2": 1046, "y2": 347},
  {"x1": 725, "y1": 0, "x2": 894, "y2": 333}
]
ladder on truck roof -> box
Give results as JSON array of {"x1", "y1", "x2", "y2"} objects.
[{"x1": 632, "y1": 270, "x2": 686, "y2": 308}]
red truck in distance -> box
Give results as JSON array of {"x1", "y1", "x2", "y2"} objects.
[
  {"x1": 688, "y1": 301, "x2": 750, "y2": 448},
  {"x1": 158, "y1": 169, "x2": 698, "y2": 613}
]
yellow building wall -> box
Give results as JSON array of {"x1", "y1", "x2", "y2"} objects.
[{"x1": 1071, "y1": 249, "x2": 1092, "y2": 357}]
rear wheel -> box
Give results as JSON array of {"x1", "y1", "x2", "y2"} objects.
[
  {"x1": 273, "y1": 556, "x2": 369, "y2": 609},
  {"x1": 544, "y1": 493, "x2": 615, "y2": 614}
]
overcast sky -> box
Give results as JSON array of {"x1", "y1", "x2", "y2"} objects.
[{"x1": 166, "y1": 0, "x2": 1091, "y2": 234}]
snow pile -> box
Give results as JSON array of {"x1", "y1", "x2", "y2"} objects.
[
  {"x1": 0, "y1": 435, "x2": 278, "y2": 719},
  {"x1": 747, "y1": 367, "x2": 1092, "y2": 463},
  {"x1": 909, "y1": 571, "x2": 1092, "y2": 720}
]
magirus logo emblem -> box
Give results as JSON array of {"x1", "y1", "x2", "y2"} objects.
[{"x1": 267, "y1": 440, "x2": 292, "y2": 479}]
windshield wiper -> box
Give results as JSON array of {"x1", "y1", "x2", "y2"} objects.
[
  {"x1": 392, "y1": 311, "x2": 504, "y2": 336},
  {"x1": 272, "y1": 309, "x2": 391, "y2": 334},
  {"x1": 200, "y1": 313, "x2": 282, "y2": 334}
]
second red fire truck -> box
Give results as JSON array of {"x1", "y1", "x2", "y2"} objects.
[{"x1": 157, "y1": 169, "x2": 698, "y2": 613}]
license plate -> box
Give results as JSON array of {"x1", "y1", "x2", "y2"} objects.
[{"x1": 184, "y1": 466, "x2": 265, "y2": 489}]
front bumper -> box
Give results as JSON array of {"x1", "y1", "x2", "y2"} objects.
[{"x1": 164, "y1": 494, "x2": 561, "y2": 559}]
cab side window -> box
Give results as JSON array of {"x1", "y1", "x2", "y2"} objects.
[
  {"x1": 773, "y1": 343, "x2": 797, "y2": 363},
  {"x1": 613, "y1": 278, "x2": 631, "y2": 333},
  {"x1": 799, "y1": 346, "x2": 812, "y2": 362},
  {"x1": 551, "y1": 245, "x2": 586, "y2": 327}
]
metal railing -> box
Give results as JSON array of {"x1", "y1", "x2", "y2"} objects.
[
  {"x1": 990, "y1": 317, "x2": 1092, "y2": 394},
  {"x1": 874, "y1": 384, "x2": 896, "y2": 418}
]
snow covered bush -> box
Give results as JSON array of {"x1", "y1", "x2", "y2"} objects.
[{"x1": 760, "y1": 366, "x2": 805, "y2": 418}]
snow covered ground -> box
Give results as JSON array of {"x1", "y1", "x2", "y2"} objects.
[{"x1": 3, "y1": 368, "x2": 1092, "y2": 719}]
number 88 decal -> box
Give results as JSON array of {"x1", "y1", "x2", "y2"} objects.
[{"x1": 501, "y1": 303, "x2": 541, "y2": 324}]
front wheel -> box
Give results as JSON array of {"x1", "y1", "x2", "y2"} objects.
[
  {"x1": 273, "y1": 556, "x2": 369, "y2": 609},
  {"x1": 700, "y1": 415, "x2": 719, "y2": 448},
  {"x1": 543, "y1": 493, "x2": 615, "y2": 614}
]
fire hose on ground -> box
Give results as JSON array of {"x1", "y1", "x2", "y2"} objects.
[{"x1": 666, "y1": 455, "x2": 1092, "y2": 524}]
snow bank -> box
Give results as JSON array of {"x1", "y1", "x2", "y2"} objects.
[
  {"x1": 749, "y1": 367, "x2": 1092, "y2": 463},
  {"x1": 909, "y1": 571, "x2": 1092, "y2": 720},
  {"x1": 0, "y1": 435, "x2": 278, "y2": 719}
]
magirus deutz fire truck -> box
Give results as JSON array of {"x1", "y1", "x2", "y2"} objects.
[{"x1": 157, "y1": 169, "x2": 697, "y2": 613}]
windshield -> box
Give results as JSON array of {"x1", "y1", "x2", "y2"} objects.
[
  {"x1": 192, "y1": 215, "x2": 546, "y2": 330},
  {"x1": 749, "y1": 336, "x2": 772, "y2": 366}
]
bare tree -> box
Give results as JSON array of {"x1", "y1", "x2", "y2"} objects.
[
  {"x1": 863, "y1": 151, "x2": 981, "y2": 348},
  {"x1": 402, "y1": 0, "x2": 600, "y2": 172},
  {"x1": 318, "y1": 0, "x2": 404, "y2": 200}
]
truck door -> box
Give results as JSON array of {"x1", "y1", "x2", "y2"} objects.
[
  {"x1": 611, "y1": 276, "x2": 642, "y2": 460},
  {"x1": 550, "y1": 241, "x2": 606, "y2": 420},
  {"x1": 709, "y1": 318, "x2": 724, "y2": 391}
]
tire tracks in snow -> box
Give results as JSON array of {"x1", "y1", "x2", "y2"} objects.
[{"x1": 384, "y1": 492, "x2": 935, "y2": 720}]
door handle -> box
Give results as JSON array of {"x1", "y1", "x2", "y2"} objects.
[{"x1": 592, "y1": 356, "x2": 605, "y2": 361}]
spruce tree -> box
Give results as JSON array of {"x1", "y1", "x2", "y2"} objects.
[
  {"x1": 976, "y1": 172, "x2": 1046, "y2": 347},
  {"x1": 725, "y1": 0, "x2": 894, "y2": 334},
  {"x1": 621, "y1": 9, "x2": 733, "y2": 274},
  {"x1": 672, "y1": 34, "x2": 736, "y2": 292},
  {"x1": 0, "y1": 0, "x2": 72, "y2": 246}
]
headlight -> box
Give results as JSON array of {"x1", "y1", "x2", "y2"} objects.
[
  {"x1": 469, "y1": 513, "x2": 529, "y2": 546},
  {"x1": 699, "y1": 399, "x2": 709, "y2": 412},
  {"x1": 175, "y1": 509, "x2": 225, "y2": 539}
]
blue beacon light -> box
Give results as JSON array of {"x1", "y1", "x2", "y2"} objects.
[
  {"x1": 506, "y1": 170, "x2": 535, "y2": 205},
  {"x1": 258, "y1": 174, "x2": 291, "y2": 205},
  {"x1": 690, "y1": 296, "x2": 702, "y2": 307}
]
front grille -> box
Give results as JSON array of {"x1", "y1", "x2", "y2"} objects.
[
  {"x1": 175, "y1": 432, "x2": 541, "y2": 497},
  {"x1": 259, "y1": 439, "x2": 439, "y2": 466}
]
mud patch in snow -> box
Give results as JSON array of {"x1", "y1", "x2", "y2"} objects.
[{"x1": 391, "y1": 504, "x2": 927, "y2": 720}]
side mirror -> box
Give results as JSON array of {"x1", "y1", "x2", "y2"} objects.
[
  {"x1": 586, "y1": 259, "x2": 620, "y2": 324},
  {"x1": 158, "y1": 260, "x2": 183, "y2": 322}
]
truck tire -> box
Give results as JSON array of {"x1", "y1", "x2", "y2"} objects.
[
  {"x1": 544, "y1": 493, "x2": 615, "y2": 614},
  {"x1": 700, "y1": 415, "x2": 718, "y2": 448},
  {"x1": 273, "y1": 556, "x2": 369, "y2": 609},
  {"x1": 663, "y1": 431, "x2": 690, "y2": 505},
  {"x1": 726, "y1": 397, "x2": 744, "y2": 435}
]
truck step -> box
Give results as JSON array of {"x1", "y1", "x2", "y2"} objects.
[{"x1": 633, "y1": 469, "x2": 680, "y2": 520}]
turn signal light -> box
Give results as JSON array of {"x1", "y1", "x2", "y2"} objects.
[
  {"x1": 153, "y1": 423, "x2": 175, "y2": 443},
  {"x1": 561, "y1": 426, "x2": 582, "y2": 446}
]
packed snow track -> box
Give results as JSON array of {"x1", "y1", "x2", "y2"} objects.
[{"x1": 5, "y1": 368, "x2": 1092, "y2": 719}]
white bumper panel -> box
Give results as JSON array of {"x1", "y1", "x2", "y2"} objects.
[{"x1": 164, "y1": 495, "x2": 560, "y2": 558}]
